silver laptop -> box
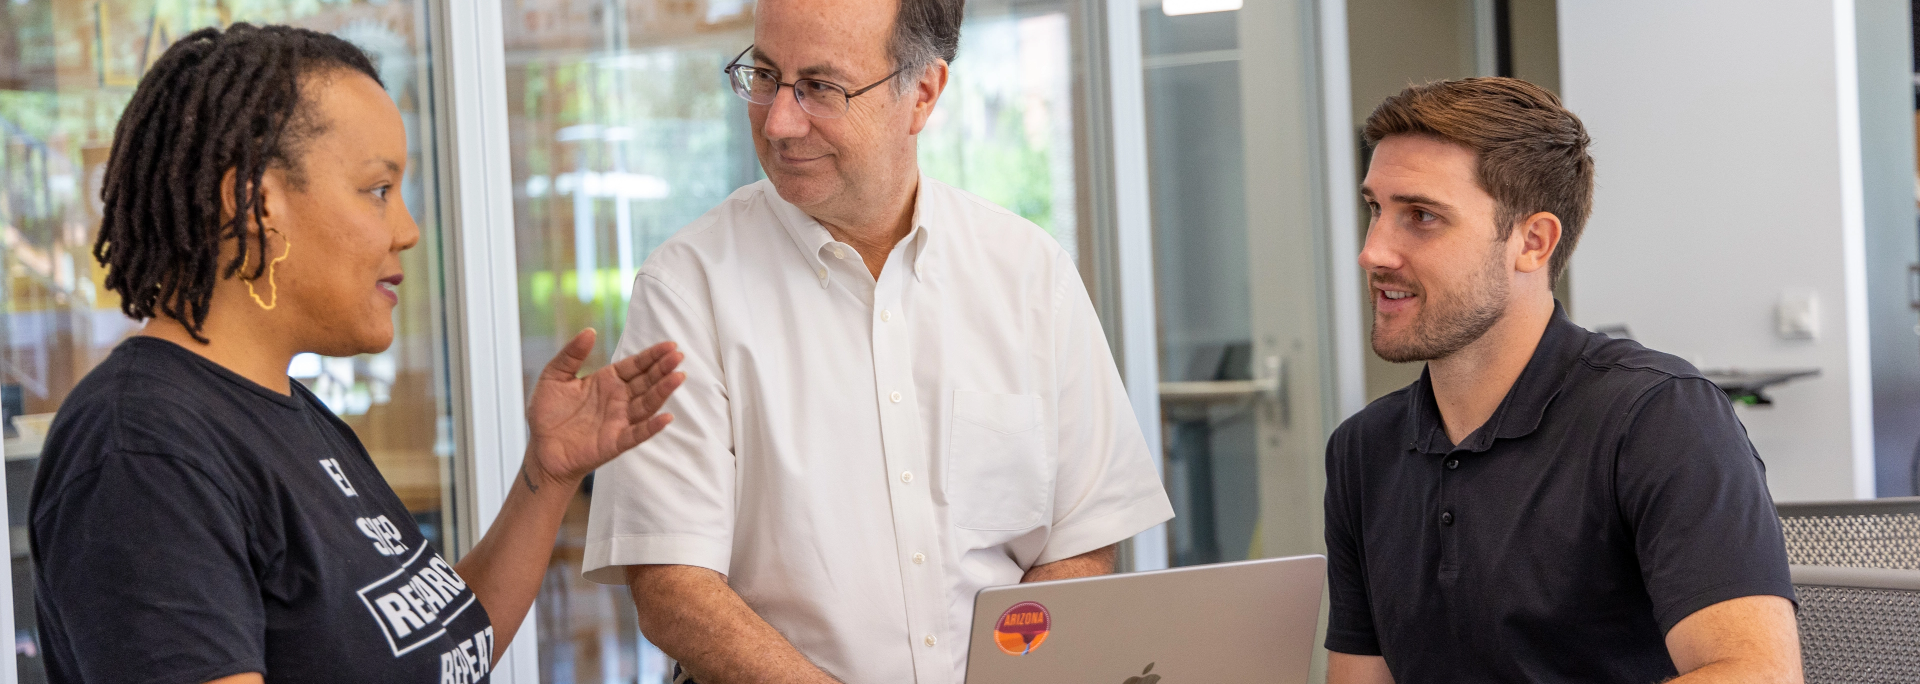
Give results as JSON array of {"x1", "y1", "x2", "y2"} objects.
[{"x1": 963, "y1": 554, "x2": 1326, "y2": 684}]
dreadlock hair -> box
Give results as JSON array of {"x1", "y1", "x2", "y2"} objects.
[{"x1": 94, "y1": 23, "x2": 382, "y2": 342}]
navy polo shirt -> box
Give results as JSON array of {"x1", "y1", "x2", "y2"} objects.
[{"x1": 1323, "y1": 303, "x2": 1795, "y2": 682}]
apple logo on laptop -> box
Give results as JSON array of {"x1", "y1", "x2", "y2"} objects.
[{"x1": 1123, "y1": 663, "x2": 1161, "y2": 684}]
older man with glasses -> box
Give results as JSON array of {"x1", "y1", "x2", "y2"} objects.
[{"x1": 579, "y1": 0, "x2": 1175, "y2": 680}]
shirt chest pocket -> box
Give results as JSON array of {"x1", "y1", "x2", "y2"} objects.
[{"x1": 946, "y1": 390, "x2": 1052, "y2": 531}]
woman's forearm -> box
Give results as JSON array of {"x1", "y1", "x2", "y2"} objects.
[{"x1": 452, "y1": 455, "x2": 580, "y2": 664}]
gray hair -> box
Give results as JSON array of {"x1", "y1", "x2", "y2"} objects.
[{"x1": 888, "y1": 0, "x2": 963, "y2": 94}]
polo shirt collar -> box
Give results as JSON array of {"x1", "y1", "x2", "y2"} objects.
[
  {"x1": 767, "y1": 177, "x2": 938, "y2": 288},
  {"x1": 1405, "y1": 300, "x2": 1586, "y2": 455}
]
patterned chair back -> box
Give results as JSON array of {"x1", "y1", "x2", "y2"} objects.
[{"x1": 1778, "y1": 497, "x2": 1920, "y2": 684}]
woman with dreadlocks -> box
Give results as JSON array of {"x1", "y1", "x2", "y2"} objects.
[{"x1": 28, "y1": 24, "x2": 684, "y2": 684}]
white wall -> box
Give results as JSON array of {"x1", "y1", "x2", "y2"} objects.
[{"x1": 1559, "y1": 0, "x2": 1873, "y2": 501}]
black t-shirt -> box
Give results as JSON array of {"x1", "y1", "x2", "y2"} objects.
[
  {"x1": 1323, "y1": 304, "x2": 1795, "y2": 682},
  {"x1": 30, "y1": 337, "x2": 494, "y2": 684}
]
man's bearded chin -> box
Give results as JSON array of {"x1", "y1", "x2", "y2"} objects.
[{"x1": 1370, "y1": 251, "x2": 1510, "y2": 363}]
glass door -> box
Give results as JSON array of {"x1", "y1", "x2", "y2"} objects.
[
  {"x1": 1137, "y1": 5, "x2": 1358, "y2": 680},
  {"x1": 1141, "y1": 0, "x2": 1360, "y2": 571},
  {"x1": 1142, "y1": 5, "x2": 1258, "y2": 568},
  {"x1": 0, "y1": 2, "x2": 460, "y2": 680}
]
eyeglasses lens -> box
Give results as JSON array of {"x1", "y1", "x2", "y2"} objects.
[
  {"x1": 793, "y1": 80, "x2": 849, "y2": 118},
  {"x1": 730, "y1": 68, "x2": 779, "y2": 104},
  {"x1": 726, "y1": 67, "x2": 852, "y2": 119}
]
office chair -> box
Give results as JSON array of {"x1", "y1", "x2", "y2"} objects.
[{"x1": 1778, "y1": 498, "x2": 1920, "y2": 682}]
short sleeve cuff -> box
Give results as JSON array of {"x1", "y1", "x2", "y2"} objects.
[
  {"x1": 176, "y1": 661, "x2": 267, "y2": 684},
  {"x1": 1655, "y1": 578, "x2": 1799, "y2": 635},
  {"x1": 1035, "y1": 494, "x2": 1176, "y2": 566},
  {"x1": 582, "y1": 534, "x2": 733, "y2": 585},
  {"x1": 1324, "y1": 630, "x2": 1383, "y2": 656}
]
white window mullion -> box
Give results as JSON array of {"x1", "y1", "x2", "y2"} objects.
[
  {"x1": 1100, "y1": 0, "x2": 1169, "y2": 573},
  {"x1": 438, "y1": 1, "x2": 539, "y2": 681}
]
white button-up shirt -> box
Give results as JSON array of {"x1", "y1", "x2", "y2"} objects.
[{"x1": 584, "y1": 177, "x2": 1174, "y2": 684}]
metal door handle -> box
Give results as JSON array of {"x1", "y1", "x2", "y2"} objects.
[
  {"x1": 1908, "y1": 263, "x2": 1919, "y2": 310},
  {"x1": 1158, "y1": 377, "x2": 1279, "y2": 401},
  {"x1": 1158, "y1": 356, "x2": 1283, "y2": 405}
]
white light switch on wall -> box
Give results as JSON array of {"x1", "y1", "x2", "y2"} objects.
[{"x1": 1776, "y1": 290, "x2": 1820, "y2": 340}]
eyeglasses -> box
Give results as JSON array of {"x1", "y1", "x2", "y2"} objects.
[{"x1": 722, "y1": 45, "x2": 904, "y2": 119}]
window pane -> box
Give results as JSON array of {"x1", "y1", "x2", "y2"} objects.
[
  {"x1": 0, "y1": 3, "x2": 455, "y2": 680},
  {"x1": 1141, "y1": 6, "x2": 1255, "y2": 568},
  {"x1": 500, "y1": 0, "x2": 1099, "y2": 679},
  {"x1": 504, "y1": 4, "x2": 755, "y2": 679},
  {"x1": 919, "y1": 4, "x2": 1081, "y2": 265},
  {"x1": 1140, "y1": 0, "x2": 1335, "y2": 572}
]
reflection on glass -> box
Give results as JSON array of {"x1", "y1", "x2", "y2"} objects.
[
  {"x1": 0, "y1": 3, "x2": 454, "y2": 680},
  {"x1": 504, "y1": 5, "x2": 757, "y2": 679},
  {"x1": 1141, "y1": 6, "x2": 1257, "y2": 568},
  {"x1": 501, "y1": 0, "x2": 1097, "y2": 679},
  {"x1": 920, "y1": 6, "x2": 1078, "y2": 260}
]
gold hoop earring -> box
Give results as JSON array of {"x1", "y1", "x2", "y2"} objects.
[{"x1": 240, "y1": 229, "x2": 291, "y2": 311}]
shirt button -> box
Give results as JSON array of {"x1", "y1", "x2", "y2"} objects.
[
  {"x1": 881, "y1": 309, "x2": 892, "y2": 322},
  {"x1": 901, "y1": 471, "x2": 914, "y2": 484},
  {"x1": 1445, "y1": 459, "x2": 1460, "y2": 470},
  {"x1": 924, "y1": 635, "x2": 938, "y2": 647},
  {"x1": 913, "y1": 552, "x2": 926, "y2": 564},
  {"x1": 816, "y1": 267, "x2": 827, "y2": 279},
  {"x1": 1440, "y1": 511, "x2": 1455, "y2": 526},
  {"x1": 832, "y1": 246, "x2": 846, "y2": 259},
  {"x1": 890, "y1": 391, "x2": 902, "y2": 403}
]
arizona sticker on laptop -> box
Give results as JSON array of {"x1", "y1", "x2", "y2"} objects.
[{"x1": 994, "y1": 601, "x2": 1052, "y2": 655}]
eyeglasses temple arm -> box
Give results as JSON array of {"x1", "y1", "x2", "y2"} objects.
[
  {"x1": 724, "y1": 44, "x2": 755, "y2": 73},
  {"x1": 846, "y1": 68, "x2": 907, "y2": 99}
]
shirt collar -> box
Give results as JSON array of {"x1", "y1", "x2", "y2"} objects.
[
  {"x1": 1405, "y1": 300, "x2": 1588, "y2": 455},
  {"x1": 767, "y1": 177, "x2": 938, "y2": 288}
]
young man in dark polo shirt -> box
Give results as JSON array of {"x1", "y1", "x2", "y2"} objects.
[{"x1": 1325, "y1": 78, "x2": 1803, "y2": 684}]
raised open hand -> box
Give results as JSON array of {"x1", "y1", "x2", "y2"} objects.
[{"x1": 523, "y1": 329, "x2": 684, "y2": 492}]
